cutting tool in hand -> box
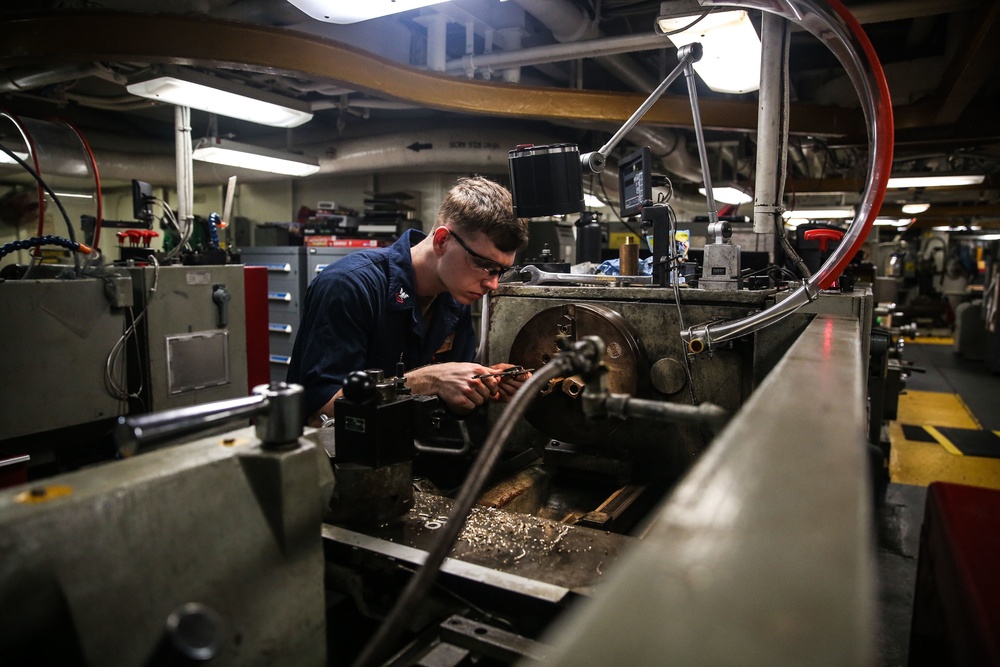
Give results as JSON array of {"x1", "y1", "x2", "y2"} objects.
[{"x1": 471, "y1": 366, "x2": 533, "y2": 380}]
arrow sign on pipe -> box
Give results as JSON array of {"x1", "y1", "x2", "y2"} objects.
[{"x1": 407, "y1": 142, "x2": 433, "y2": 152}]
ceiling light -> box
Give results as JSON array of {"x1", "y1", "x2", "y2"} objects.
[
  {"x1": 874, "y1": 217, "x2": 913, "y2": 227},
  {"x1": 700, "y1": 186, "x2": 752, "y2": 205},
  {"x1": 54, "y1": 192, "x2": 94, "y2": 199},
  {"x1": 192, "y1": 138, "x2": 320, "y2": 177},
  {"x1": 782, "y1": 208, "x2": 855, "y2": 220},
  {"x1": 127, "y1": 69, "x2": 313, "y2": 128},
  {"x1": 978, "y1": 233, "x2": 1000, "y2": 241},
  {"x1": 901, "y1": 203, "x2": 930, "y2": 214},
  {"x1": 656, "y1": 10, "x2": 761, "y2": 94},
  {"x1": 887, "y1": 174, "x2": 985, "y2": 189},
  {"x1": 583, "y1": 193, "x2": 607, "y2": 208},
  {"x1": 285, "y1": 0, "x2": 451, "y2": 24}
]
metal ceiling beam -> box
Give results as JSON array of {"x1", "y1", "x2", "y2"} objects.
[{"x1": 0, "y1": 12, "x2": 860, "y2": 136}]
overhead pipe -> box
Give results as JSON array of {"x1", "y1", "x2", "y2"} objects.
[
  {"x1": 174, "y1": 105, "x2": 194, "y2": 231},
  {"x1": 314, "y1": 127, "x2": 540, "y2": 174},
  {"x1": 445, "y1": 32, "x2": 671, "y2": 75},
  {"x1": 512, "y1": 0, "x2": 660, "y2": 92},
  {"x1": 512, "y1": 0, "x2": 596, "y2": 43},
  {"x1": 423, "y1": 12, "x2": 449, "y2": 73},
  {"x1": 511, "y1": 0, "x2": 696, "y2": 188},
  {"x1": 753, "y1": 12, "x2": 789, "y2": 234},
  {"x1": 0, "y1": 63, "x2": 110, "y2": 93},
  {"x1": 91, "y1": 126, "x2": 561, "y2": 185},
  {"x1": 629, "y1": 126, "x2": 704, "y2": 183},
  {"x1": 497, "y1": 27, "x2": 522, "y2": 83},
  {"x1": 309, "y1": 98, "x2": 420, "y2": 111}
]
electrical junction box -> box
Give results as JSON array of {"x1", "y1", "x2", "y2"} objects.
[
  {"x1": 124, "y1": 264, "x2": 248, "y2": 413},
  {"x1": 0, "y1": 276, "x2": 132, "y2": 441}
]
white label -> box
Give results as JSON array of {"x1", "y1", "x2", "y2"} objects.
[{"x1": 186, "y1": 271, "x2": 211, "y2": 285}]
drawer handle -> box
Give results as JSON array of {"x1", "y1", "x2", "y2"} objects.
[{"x1": 248, "y1": 262, "x2": 292, "y2": 273}]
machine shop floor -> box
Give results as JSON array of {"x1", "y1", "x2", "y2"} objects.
[{"x1": 877, "y1": 336, "x2": 1000, "y2": 666}]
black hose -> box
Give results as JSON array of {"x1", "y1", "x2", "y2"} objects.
[{"x1": 350, "y1": 358, "x2": 574, "y2": 667}]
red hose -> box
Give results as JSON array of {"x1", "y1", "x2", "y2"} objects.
[
  {"x1": 818, "y1": 0, "x2": 894, "y2": 289},
  {"x1": 63, "y1": 119, "x2": 103, "y2": 248}
]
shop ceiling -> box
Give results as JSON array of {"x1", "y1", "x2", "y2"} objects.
[{"x1": 0, "y1": 0, "x2": 998, "y2": 227}]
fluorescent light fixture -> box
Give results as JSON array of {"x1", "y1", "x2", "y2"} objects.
[
  {"x1": 192, "y1": 138, "x2": 320, "y2": 177},
  {"x1": 584, "y1": 193, "x2": 607, "y2": 208},
  {"x1": 700, "y1": 186, "x2": 752, "y2": 205},
  {"x1": 54, "y1": 192, "x2": 94, "y2": 199},
  {"x1": 932, "y1": 225, "x2": 982, "y2": 232},
  {"x1": 887, "y1": 174, "x2": 985, "y2": 189},
  {"x1": 978, "y1": 233, "x2": 1000, "y2": 241},
  {"x1": 656, "y1": 10, "x2": 761, "y2": 94},
  {"x1": 901, "y1": 202, "x2": 930, "y2": 214},
  {"x1": 286, "y1": 0, "x2": 451, "y2": 24},
  {"x1": 782, "y1": 208, "x2": 855, "y2": 220},
  {"x1": 874, "y1": 217, "x2": 913, "y2": 227},
  {"x1": 127, "y1": 69, "x2": 313, "y2": 128},
  {"x1": 0, "y1": 150, "x2": 29, "y2": 165}
]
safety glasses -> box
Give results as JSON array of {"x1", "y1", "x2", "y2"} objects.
[{"x1": 447, "y1": 229, "x2": 512, "y2": 278}]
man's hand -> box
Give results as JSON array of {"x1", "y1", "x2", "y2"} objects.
[
  {"x1": 406, "y1": 362, "x2": 502, "y2": 414},
  {"x1": 485, "y1": 362, "x2": 532, "y2": 403}
]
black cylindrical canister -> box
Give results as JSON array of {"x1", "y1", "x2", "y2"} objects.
[
  {"x1": 507, "y1": 143, "x2": 584, "y2": 218},
  {"x1": 575, "y1": 211, "x2": 602, "y2": 264}
]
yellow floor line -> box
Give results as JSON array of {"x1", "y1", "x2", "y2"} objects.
[
  {"x1": 923, "y1": 425, "x2": 963, "y2": 456},
  {"x1": 896, "y1": 390, "x2": 982, "y2": 429},
  {"x1": 907, "y1": 336, "x2": 955, "y2": 346}
]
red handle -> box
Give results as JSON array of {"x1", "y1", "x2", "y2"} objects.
[{"x1": 803, "y1": 228, "x2": 845, "y2": 252}]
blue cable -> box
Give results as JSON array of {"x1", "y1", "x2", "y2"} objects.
[
  {"x1": 208, "y1": 212, "x2": 221, "y2": 249},
  {"x1": 0, "y1": 235, "x2": 87, "y2": 260}
]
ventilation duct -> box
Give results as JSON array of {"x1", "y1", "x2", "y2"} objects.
[{"x1": 91, "y1": 126, "x2": 561, "y2": 185}]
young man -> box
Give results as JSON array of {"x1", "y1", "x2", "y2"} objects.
[{"x1": 288, "y1": 176, "x2": 530, "y2": 427}]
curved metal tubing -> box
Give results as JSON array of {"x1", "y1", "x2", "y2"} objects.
[{"x1": 682, "y1": 0, "x2": 894, "y2": 351}]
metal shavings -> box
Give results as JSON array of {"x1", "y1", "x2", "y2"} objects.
[{"x1": 403, "y1": 493, "x2": 614, "y2": 568}]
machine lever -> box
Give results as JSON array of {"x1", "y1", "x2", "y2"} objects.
[
  {"x1": 517, "y1": 264, "x2": 652, "y2": 287},
  {"x1": 212, "y1": 284, "x2": 230, "y2": 328},
  {"x1": 115, "y1": 382, "x2": 304, "y2": 456}
]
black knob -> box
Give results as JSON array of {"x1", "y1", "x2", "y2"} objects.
[{"x1": 342, "y1": 370, "x2": 376, "y2": 403}]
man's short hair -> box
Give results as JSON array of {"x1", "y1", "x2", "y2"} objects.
[{"x1": 437, "y1": 176, "x2": 528, "y2": 253}]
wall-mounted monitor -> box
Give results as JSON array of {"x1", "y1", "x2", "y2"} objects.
[{"x1": 132, "y1": 179, "x2": 154, "y2": 223}]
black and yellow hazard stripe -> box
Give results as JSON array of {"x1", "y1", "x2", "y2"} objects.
[{"x1": 889, "y1": 390, "x2": 1000, "y2": 491}]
